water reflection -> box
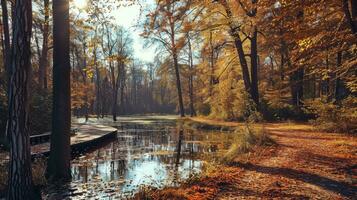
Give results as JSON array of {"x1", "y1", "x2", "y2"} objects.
[{"x1": 42, "y1": 121, "x2": 232, "y2": 199}]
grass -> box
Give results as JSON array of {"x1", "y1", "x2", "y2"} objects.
[
  {"x1": 181, "y1": 118, "x2": 235, "y2": 131},
  {"x1": 222, "y1": 124, "x2": 275, "y2": 163}
]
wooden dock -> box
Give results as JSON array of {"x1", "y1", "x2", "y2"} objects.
[{"x1": 31, "y1": 124, "x2": 118, "y2": 158}]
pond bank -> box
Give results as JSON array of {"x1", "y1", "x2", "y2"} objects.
[{"x1": 139, "y1": 117, "x2": 357, "y2": 200}]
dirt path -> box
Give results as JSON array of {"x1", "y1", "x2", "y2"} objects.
[{"x1": 217, "y1": 123, "x2": 357, "y2": 200}]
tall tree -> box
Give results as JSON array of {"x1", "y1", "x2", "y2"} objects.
[
  {"x1": 6, "y1": 0, "x2": 35, "y2": 198},
  {"x1": 47, "y1": 0, "x2": 71, "y2": 181},
  {"x1": 1, "y1": 0, "x2": 10, "y2": 81},
  {"x1": 38, "y1": 0, "x2": 50, "y2": 90},
  {"x1": 218, "y1": 0, "x2": 261, "y2": 108},
  {"x1": 1, "y1": 0, "x2": 11, "y2": 141},
  {"x1": 343, "y1": 0, "x2": 357, "y2": 35},
  {"x1": 186, "y1": 34, "x2": 196, "y2": 117},
  {"x1": 142, "y1": 0, "x2": 193, "y2": 117}
]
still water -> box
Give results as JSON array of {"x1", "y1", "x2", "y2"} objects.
[{"x1": 42, "y1": 116, "x2": 233, "y2": 199}]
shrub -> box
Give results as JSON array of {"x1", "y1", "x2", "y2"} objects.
[
  {"x1": 29, "y1": 90, "x2": 52, "y2": 135},
  {"x1": 304, "y1": 96, "x2": 357, "y2": 133},
  {"x1": 209, "y1": 82, "x2": 263, "y2": 122},
  {"x1": 222, "y1": 124, "x2": 275, "y2": 163},
  {"x1": 260, "y1": 98, "x2": 311, "y2": 122},
  {"x1": 196, "y1": 103, "x2": 211, "y2": 116}
]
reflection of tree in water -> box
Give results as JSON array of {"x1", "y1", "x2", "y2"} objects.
[
  {"x1": 95, "y1": 150, "x2": 99, "y2": 174},
  {"x1": 172, "y1": 127, "x2": 184, "y2": 186},
  {"x1": 64, "y1": 122, "x2": 224, "y2": 197},
  {"x1": 110, "y1": 142, "x2": 115, "y2": 181},
  {"x1": 175, "y1": 128, "x2": 184, "y2": 167}
]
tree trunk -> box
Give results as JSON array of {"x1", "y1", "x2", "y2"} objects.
[
  {"x1": 209, "y1": 31, "x2": 214, "y2": 96},
  {"x1": 93, "y1": 36, "x2": 101, "y2": 118},
  {"x1": 335, "y1": 51, "x2": 342, "y2": 101},
  {"x1": 290, "y1": 68, "x2": 304, "y2": 107},
  {"x1": 119, "y1": 63, "x2": 125, "y2": 114},
  {"x1": 2, "y1": 0, "x2": 11, "y2": 141},
  {"x1": 112, "y1": 61, "x2": 122, "y2": 121},
  {"x1": 81, "y1": 41, "x2": 89, "y2": 122},
  {"x1": 6, "y1": 0, "x2": 36, "y2": 198},
  {"x1": 173, "y1": 53, "x2": 185, "y2": 117},
  {"x1": 1, "y1": 0, "x2": 11, "y2": 83},
  {"x1": 250, "y1": 28, "x2": 260, "y2": 108},
  {"x1": 47, "y1": 0, "x2": 71, "y2": 181},
  {"x1": 170, "y1": 19, "x2": 185, "y2": 117},
  {"x1": 220, "y1": 0, "x2": 253, "y2": 103},
  {"x1": 38, "y1": 0, "x2": 49, "y2": 90},
  {"x1": 112, "y1": 89, "x2": 118, "y2": 121},
  {"x1": 175, "y1": 129, "x2": 183, "y2": 167},
  {"x1": 343, "y1": 0, "x2": 357, "y2": 36},
  {"x1": 187, "y1": 35, "x2": 196, "y2": 117},
  {"x1": 280, "y1": 41, "x2": 285, "y2": 81},
  {"x1": 95, "y1": 65, "x2": 101, "y2": 118}
]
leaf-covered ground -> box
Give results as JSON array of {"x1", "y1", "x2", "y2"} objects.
[{"x1": 148, "y1": 118, "x2": 357, "y2": 200}]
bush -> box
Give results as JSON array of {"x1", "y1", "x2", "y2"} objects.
[
  {"x1": 304, "y1": 96, "x2": 357, "y2": 133},
  {"x1": 222, "y1": 124, "x2": 275, "y2": 163},
  {"x1": 0, "y1": 86, "x2": 52, "y2": 138},
  {"x1": 209, "y1": 82, "x2": 263, "y2": 122},
  {"x1": 29, "y1": 90, "x2": 52, "y2": 135},
  {"x1": 261, "y1": 99, "x2": 311, "y2": 122},
  {"x1": 196, "y1": 103, "x2": 211, "y2": 116}
]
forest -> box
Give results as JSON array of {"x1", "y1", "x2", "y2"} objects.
[{"x1": 0, "y1": 0, "x2": 356, "y2": 199}]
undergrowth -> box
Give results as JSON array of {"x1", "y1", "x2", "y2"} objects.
[
  {"x1": 304, "y1": 96, "x2": 357, "y2": 133},
  {"x1": 222, "y1": 124, "x2": 275, "y2": 163}
]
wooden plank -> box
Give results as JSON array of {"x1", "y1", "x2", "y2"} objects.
[{"x1": 31, "y1": 124, "x2": 117, "y2": 158}]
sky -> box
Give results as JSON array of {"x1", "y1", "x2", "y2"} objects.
[{"x1": 73, "y1": 0, "x2": 157, "y2": 63}]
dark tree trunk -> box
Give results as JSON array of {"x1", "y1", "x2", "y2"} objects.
[
  {"x1": 6, "y1": 0, "x2": 36, "y2": 199},
  {"x1": 209, "y1": 31, "x2": 214, "y2": 96},
  {"x1": 119, "y1": 63, "x2": 125, "y2": 114},
  {"x1": 108, "y1": 60, "x2": 118, "y2": 121},
  {"x1": 38, "y1": 0, "x2": 49, "y2": 90},
  {"x1": 1, "y1": 0, "x2": 11, "y2": 82},
  {"x1": 95, "y1": 65, "x2": 101, "y2": 118},
  {"x1": 232, "y1": 36, "x2": 252, "y2": 97},
  {"x1": 81, "y1": 41, "x2": 89, "y2": 122},
  {"x1": 175, "y1": 129, "x2": 183, "y2": 167},
  {"x1": 250, "y1": 28, "x2": 260, "y2": 108},
  {"x1": 269, "y1": 55, "x2": 275, "y2": 88},
  {"x1": 92, "y1": 33, "x2": 101, "y2": 118},
  {"x1": 220, "y1": 0, "x2": 254, "y2": 104},
  {"x1": 112, "y1": 90, "x2": 118, "y2": 121},
  {"x1": 335, "y1": 51, "x2": 342, "y2": 101},
  {"x1": 2, "y1": 0, "x2": 11, "y2": 141},
  {"x1": 280, "y1": 43, "x2": 285, "y2": 81},
  {"x1": 112, "y1": 61, "x2": 122, "y2": 122},
  {"x1": 343, "y1": 0, "x2": 357, "y2": 36},
  {"x1": 47, "y1": 0, "x2": 71, "y2": 181},
  {"x1": 290, "y1": 68, "x2": 304, "y2": 107},
  {"x1": 170, "y1": 20, "x2": 185, "y2": 117}
]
